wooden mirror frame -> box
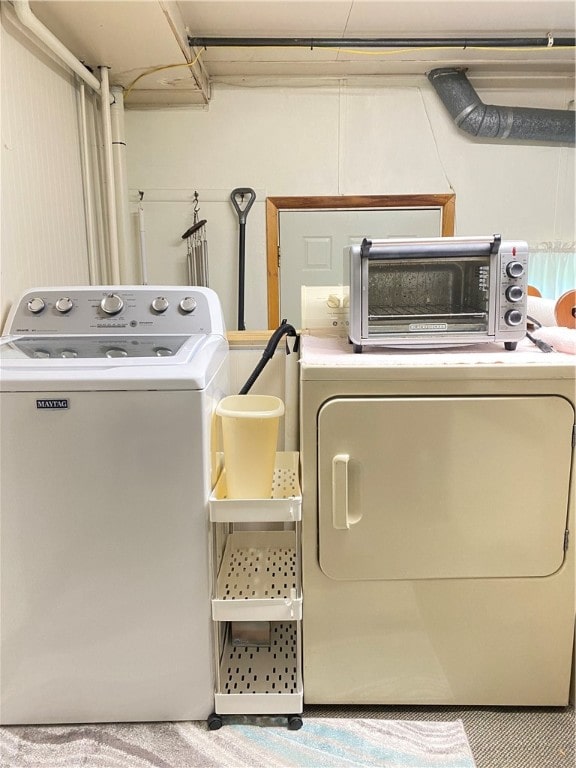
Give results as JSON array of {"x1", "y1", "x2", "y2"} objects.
[{"x1": 266, "y1": 193, "x2": 456, "y2": 328}]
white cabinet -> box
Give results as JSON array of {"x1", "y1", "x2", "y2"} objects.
[{"x1": 208, "y1": 452, "x2": 303, "y2": 728}]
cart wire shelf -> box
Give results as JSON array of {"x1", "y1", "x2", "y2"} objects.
[
  {"x1": 221, "y1": 623, "x2": 300, "y2": 696},
  {"x1": 213, "y1": 531, "x2": 302, "y2": 620},
  {"x1": 209, "y1": 452, "x2": 302, "y2": 522}
]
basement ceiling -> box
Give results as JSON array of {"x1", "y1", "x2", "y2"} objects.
[{"x1": 25, "y1": 0, "x2": 576, "y2": 107}]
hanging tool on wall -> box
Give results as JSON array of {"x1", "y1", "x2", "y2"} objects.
[
  {"x1": 230, "y1": 187, "x2": 256, "y2": 330},
  {"x1": 181, "y1": 191, "x2": 209, "y2": 286}
]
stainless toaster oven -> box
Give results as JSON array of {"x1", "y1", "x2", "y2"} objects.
[{"x1": 347, "y1": 234, "x2": 528, "y2": 352}]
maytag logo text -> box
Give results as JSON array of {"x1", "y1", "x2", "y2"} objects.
[{"x1": 36, "y1": 399, "x2": 69, "y2": 409}]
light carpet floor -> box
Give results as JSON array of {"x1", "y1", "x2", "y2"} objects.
[
  {"x1": 0, "y1": 717, "x2": 476, "y2": 768},
  {"x1": 305, "y1": 704, "x2": 575, "y2": 768}
]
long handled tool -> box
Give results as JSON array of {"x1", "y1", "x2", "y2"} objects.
[{"x1": 230, "y1": 187, "x2": 256, "y2": 330}]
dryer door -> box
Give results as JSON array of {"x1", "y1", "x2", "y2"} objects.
[{"x1": 318, "y1": 395, "x2": 573, "y2": 580}]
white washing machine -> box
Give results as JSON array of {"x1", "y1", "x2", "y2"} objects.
[
  {"x1": 0, "y1": 286, "x2": 229, "y2": 725},
  {"x1": 300, "y1": 335, "x2": 575, "y2": 706}
]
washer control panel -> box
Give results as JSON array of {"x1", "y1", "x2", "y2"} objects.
[{"x1": 5, "y1": 286, "x2": 226, "y2": 337}]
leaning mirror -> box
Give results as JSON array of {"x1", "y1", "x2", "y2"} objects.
[{"x1": 266, "y1": 194, "x2": 456, "y2": 329}]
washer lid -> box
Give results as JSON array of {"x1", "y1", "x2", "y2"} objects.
[
  {"x1": 0, "y1": 333, "x2": 228, "y2": 391},
  {"x1": 1, "y1": 334, "x2": 198, "y2": 361}
]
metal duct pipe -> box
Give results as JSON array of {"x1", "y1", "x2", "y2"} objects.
[{"x1": 428, "y1": 68, "x2": 575, "y2": 145}]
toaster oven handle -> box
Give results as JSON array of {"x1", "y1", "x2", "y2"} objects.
[
  {"x1": 332, "y1": 453, "x2": 350, "y2": 530},
  {"x1": 360, "y1": 235, "x2": 501, "y2": 259}
]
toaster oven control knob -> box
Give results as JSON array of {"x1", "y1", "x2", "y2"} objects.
[
  {"x1": 505, "y1": 309, "x2": 523, "y2": 326},
  {"x1": 179, "y1": 297, "x2": 197, "y2": 314},
  {"x1": 506, "y1": 261, "x2": 525, "y2": 278},
  {"x1": 505, "y1": 285, "x2": 524, "y2": 303},
  {"x1": 55, "y1": 297, "x2": 73, "y2": 314},
  {"x1": 151, "y1": 296, "x2": 169, "y2": 313},
  {"x1": 27, "y1": 297, "x2": 45, "y2": 314},
  {"x1": 100, "y1": 294, "x2": 124, "y2": 315}
]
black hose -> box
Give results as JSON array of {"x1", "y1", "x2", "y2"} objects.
[{"x1": 239, "y1": 320, "x2": 299, "y2": 394}]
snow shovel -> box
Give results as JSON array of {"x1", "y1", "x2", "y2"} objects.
[{"x1": 230, "y1": 187, "x2": 256, "y2": 330}]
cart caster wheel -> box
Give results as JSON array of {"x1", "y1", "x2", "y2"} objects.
[
  {"x1": 207, "y1": 713, "x2": 223, "y2": 730},
  {"x1": 287, "y1": 715, "x2": 303, "y2": 730},
  {"x1": 352, "y1": 343, "x2": 363, "y2": 353},
  {"x1": 504, "y1": 342, "x2": 517, "y2": 351}
]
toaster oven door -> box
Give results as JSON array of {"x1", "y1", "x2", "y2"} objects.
[{"x1": 363, "y1": 255, "x2": 491, "y2": 338}]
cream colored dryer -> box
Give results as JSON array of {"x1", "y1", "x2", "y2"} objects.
[{"x1": 300, "y1": 335, "x2": 575, "y2": 706}]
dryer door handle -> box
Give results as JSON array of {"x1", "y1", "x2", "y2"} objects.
[{"x1": 332, "y1": 453, "x2": 350, "y2": 530}]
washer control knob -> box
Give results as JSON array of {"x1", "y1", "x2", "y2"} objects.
[
  {"x1": 506, "y1": 261, "x2": 524, "y2": 278},
  {"x1": 151, "y1": 296, "x2": 169, "y2": 313},
  {"x1": 505, "y1": 285, "x2": 524, "y2": 303},
  {"x1": 27, "y1": 297, "x2": 45, "y2": 314},
  {"x1": 100, "y1": 294, "x2": 124, "y2": 315},
  {"x1": 179, "y1": 297, "x2": 197, "y2": 314},
  {"x1": 154, "y1": 347, "x2": 173, "y2": 357},
  {"x1": 60, "y1": 349, "x2": 78, "y2": 358},
  {"x1": 505, "y1": 309, "x2": 523, "y2": 326},
  {"x1": 106, "y1": 348, "x2": 128, "y2": 358},
  {"x1": 56, "y1": 297, "x2": 74, "y2": 314}
]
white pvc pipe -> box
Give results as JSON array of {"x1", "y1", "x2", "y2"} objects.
[
  {"x1": 99, "y1": 67, "x2": 121, "y2": 284},
  {"x1": 138, "y1": 201, "x2": 148, "y2": 285},
  {"x1": 283, "y1": 347, "x2": 299, "y2": 451},
  {"x1": 110, "y1": 86, "x2": 134, "y2": 283},
  {"x1": 12, "y1": 1, "x2": 100, "y2": 92},
  {"x1": 11, "y1": 0, "x2": 122, "y2": 285},
  {"x1": 78, "y1": 84, "x2": 100, "y2": 284}
]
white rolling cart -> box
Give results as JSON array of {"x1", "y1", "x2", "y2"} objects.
[{"x1": 207, "y1": 452, "x2": 303, "y2": 730}]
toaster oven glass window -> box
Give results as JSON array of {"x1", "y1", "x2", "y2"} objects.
[{"x1": 366, "y1": 256, "x2": 490, "y2": 336}]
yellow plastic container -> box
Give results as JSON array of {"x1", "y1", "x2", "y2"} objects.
[{"x1": 216, "y1": 395, "x2": 285, "y2": 499}]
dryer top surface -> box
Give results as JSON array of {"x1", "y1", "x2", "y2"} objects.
[{"x1": 299, "y1": 334, "x2": 576, "y2": 381}]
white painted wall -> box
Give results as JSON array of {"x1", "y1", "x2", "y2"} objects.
[
  {"x1": 1, "y1": 6, "x2": 573, "y2": 338},
  {"x1": 125, "y1": 78, "x2": 575, "y2": 330},
  {"x1": 0, "y1": 7, "x2": 91, "y2": 328}
]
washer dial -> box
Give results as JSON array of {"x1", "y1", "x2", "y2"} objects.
[
  {"x1": 179, "y1": 297, "x2": 197, "y2": 314},
  {"x1": 56, "y1": 297, "x2": 74, "y2": 314},
  {"x1": 100, "y1": 294, "x2": 124, "y2": 315},
  {"x1": 152, "y1": 297, "x2": 170, "y2": 313},
  {"x1": 27, "y1": 297, "x2": 45, "y2": 314}
]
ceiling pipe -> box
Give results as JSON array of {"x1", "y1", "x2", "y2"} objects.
[
  {"x1": 428, "y1": 68, "x2": 575, "y2": 145},
  {"x1": 189, "y1": 35, "x2": 576, "y2": 49},
  {"x1": 78, "y1": 83, "x2": 101, "y2": 285},
  {"x1": 110, "y1": 86, "x2": 135, "y2": 285},
  {"x1": 12, "y1": 0, "x2": 100, "y2": 91}
]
